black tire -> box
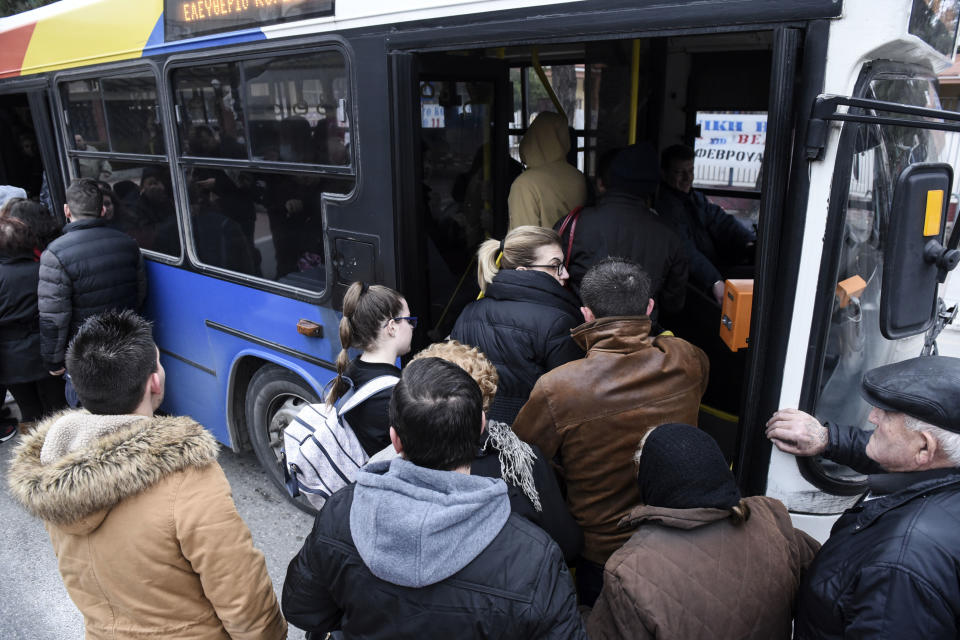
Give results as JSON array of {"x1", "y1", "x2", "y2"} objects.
[{"x1": 245, "y1": 363, "x2": 320, "y2": 515}]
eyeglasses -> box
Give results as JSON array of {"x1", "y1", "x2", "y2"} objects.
[
  {"x1": 392, "y1": 316, "x2": 418, "y2": 328},
  {"x1": 526, "y1": 261, "x2": 566, "y2": 278}
]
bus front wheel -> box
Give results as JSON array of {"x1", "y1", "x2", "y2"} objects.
[{"x1": 245, "y1": 363, "x2": 319, "y2": 515}]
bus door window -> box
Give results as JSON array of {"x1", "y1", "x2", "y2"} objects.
[
  {"x1": 0, "y1": 93, "x2": 44, "y2": 200},
  {"x1": 59, "y1": 74, "x2": 180, "y2": 257},
  {"x1": 173, "y1": 50, "x2": 354, "y2": 290},
  {"x1": 419, "y1": 78, "x2": 500, "y2": 338},
  {"x1": 814, "y1": 75, "x2": 949, "y2": 485}
]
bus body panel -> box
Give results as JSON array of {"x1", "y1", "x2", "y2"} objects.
[{"x1": 143, "y1": 260, "x2": 337, "y2": 445}]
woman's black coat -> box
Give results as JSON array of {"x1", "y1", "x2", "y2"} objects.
[
  {"x1": 451, "y1": 269, "x2": 584, "y2": 424},
  {"x1": 0, "y1": 254, "x2": 46, "y2": 384}
]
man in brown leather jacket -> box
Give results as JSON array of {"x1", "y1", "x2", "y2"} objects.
[{"x1": 513, "y1": 257, "x2": 708, "y2": 606}]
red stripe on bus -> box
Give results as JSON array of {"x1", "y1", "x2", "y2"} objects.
[{"x1": 0, "y1": 22, "x2": 36, "y2": 79}]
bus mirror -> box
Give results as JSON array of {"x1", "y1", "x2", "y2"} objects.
[{"x1": 880, "y1": 163, "x2": 956, "y2": 340}]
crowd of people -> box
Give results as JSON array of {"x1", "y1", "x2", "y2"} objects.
[{"x1": 3, "y1": 112, "x2": 960, "y2": 639}]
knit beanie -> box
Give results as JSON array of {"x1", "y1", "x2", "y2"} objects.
[
  {"x1": 607, "y1": 142, "x2": 660, "y2": 198},
  {"x1": 637, "y1": 423, "x2": 741, "y2": 510}
]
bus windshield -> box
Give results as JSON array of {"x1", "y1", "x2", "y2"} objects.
[{"x1": 815, "y1": 73, "x2": 953, "y2": 483}]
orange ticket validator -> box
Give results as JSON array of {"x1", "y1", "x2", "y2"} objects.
[{"x1": 719, "y1": 279, "x2": 753, "y2": 352}]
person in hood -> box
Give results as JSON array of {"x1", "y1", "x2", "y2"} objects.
[
  {"x1": 587, "y1": 423, "x2": 819, "y2": 640},
  {"x1": 508, "y1": 111, "x2": 586, "y2": 230},
  {"x1": 7, "y1": 310, "x2": 286, "y2": 639},
  {"x1": 282, "y1": 357, "x2": 586, "y2": 639},
  {"x1": 557, "y1": 143, "x2": 688, "y2": 314},
  {"x1": 450, "y1": 225, "x2": 583, "y2": 424},
  {"x1": 513, "y1": 258, "x2": 708, "y2": 606}
]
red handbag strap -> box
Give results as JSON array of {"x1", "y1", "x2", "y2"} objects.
[{"x1": 558, "y1": 206, "x2": 583, "y2": 268}]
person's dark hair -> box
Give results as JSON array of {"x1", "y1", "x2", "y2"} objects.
[
  {"x1": 580, "y1": 257, "x2": 653, "y2": 318},
  {"x1": 661, "y1": 144, "x2": 695, "y2": 170},
  {"x1": 326, "y1": 281, "x2": 406, "y2": 404},
  {"x1": 389, "y1": 357, "x2": 482, "y2": 471},
  {"x1": 65, "y1": 178, "x2": 103, "y2": 218},
  {"x1": 65, "y1": 310, "x2": 158, "y2": 415},
  {"x1": 0, "y1": 216, "x2": 37, "y2": 256},
  {"x1": 6, "y1": 199, "x2": 60, "y2": 250}
]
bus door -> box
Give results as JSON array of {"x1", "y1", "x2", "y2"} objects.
[
  {"x1": 0, "y1": 85, "x2": 63, "y2": 217},
  {"x1": 394, "y1": 53, "x2": 511, "y2": 347}
]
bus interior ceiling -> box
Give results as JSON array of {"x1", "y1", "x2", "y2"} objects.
[
  {"x1": 0, "y1": 92, "x2": 44, "y2": 200},
  {"x1": 415, "y1": 32, "x2": 774, "y2": 460}
]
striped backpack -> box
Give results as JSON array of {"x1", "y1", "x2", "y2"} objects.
[{"x1": 282, "y1": 375, "x2": 398, "y2": 509}]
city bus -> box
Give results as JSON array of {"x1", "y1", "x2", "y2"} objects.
[{"x1": 1, "y1": 0, "x2": 958, "y2": 536}]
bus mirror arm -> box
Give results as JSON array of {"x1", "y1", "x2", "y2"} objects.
[{"x1": 923, "y1": 239, "x2": 960, "y2": 284}]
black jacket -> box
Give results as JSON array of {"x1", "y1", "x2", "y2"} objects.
[
  {"x1": 38, "y1": 218, "x2": 146, "y2": 370},
  {"x1": 655, "y1": 185, "x2": 755, "y2": 291},
  {"x1": 450, "y1": 269, "x2": 583, "y2": 424},
  {"x1": 282, "y1": 484, "x2": 586, "y2": 640},
  {"x1": 557, "y1": 191, "x2": 688, "y2": 314},
  {"x1": 0, "y1": 254, "x2": 46, "y2": 384},
  {"x1": 472, "y1": 441, "x2": 583, "y2": 564},
  {"x1": 795, "y1": 426, "x2": 960, "y2": 639},
  {"x1": 342, "y1": 358, "x2": 401, "y2": 458}
]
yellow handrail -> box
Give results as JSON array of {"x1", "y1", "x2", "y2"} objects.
[{"x1": 530, "y1": 47, "x2": 567, "y2": 121}]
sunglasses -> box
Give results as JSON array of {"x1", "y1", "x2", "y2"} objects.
[{"x1": 392, "y1": 316, "x2": 418, "y2": 328}]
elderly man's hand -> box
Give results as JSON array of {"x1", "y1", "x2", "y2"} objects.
[{"x1": 765, "y1": 408, "x2": 829, "y2": 457}]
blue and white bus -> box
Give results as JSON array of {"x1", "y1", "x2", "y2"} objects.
[{"x1": 1, "y1": 0, "x2": 959, "y2": 534}]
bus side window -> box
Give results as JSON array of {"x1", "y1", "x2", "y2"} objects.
[
  {"x1": 59, "y1": 73, "x2": 181, "y2": 258},
  {"x1": 172, "y1": 49, "x2": 355, "y2": 291}
]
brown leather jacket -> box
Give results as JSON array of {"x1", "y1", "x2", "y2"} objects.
[
  {"x1": 512, "y1": 316, "x2": 708, "y2": 564},
  {"x1": 587, "y1": 497, "x2": 820, "y2": 640}
]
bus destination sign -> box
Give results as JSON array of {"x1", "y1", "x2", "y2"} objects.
[{"x1": 165, "y1": 0, "x2": 334, "y2": 41}]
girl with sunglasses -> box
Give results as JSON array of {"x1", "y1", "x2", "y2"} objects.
[
  {"x1": 451, "y1": 225, "x2": 583, "y2": 424},
  {"x1": 327, "y1": 281, "x2": 415, "y2": 456}
]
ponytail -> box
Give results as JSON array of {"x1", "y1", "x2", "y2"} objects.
[
  {"x1": 326, "y1": 281, "x2": 405, "y2": 405},
  {"x1": 476, "y1": 225, "x2": 562, "y2": 294}
]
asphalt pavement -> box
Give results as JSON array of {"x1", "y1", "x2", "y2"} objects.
[{"x1": 0, "y1": 425, "x2": 313, "y2": 639}]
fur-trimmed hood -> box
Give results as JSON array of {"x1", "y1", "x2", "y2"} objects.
[{"x1": 8, "y1": 410, "x2": 219, "y2": 531}]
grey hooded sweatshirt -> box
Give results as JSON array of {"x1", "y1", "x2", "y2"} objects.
[
  {"x1": 350, "y1": 458, "x2": 511, "y2": 587},
  {"x1": 283, "y1": 457, "x2": 587, "y2": 639}
]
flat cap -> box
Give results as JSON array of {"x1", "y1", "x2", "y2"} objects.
[{"x1": 860, "y1": 356, "x2": 960, "y2": 432}]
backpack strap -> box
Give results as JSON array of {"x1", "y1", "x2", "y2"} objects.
[
  {"x1": 557, "y1": 205, "x2": 583, "y2": 269},
  {"x1": 338, "y1": 375, "x2": 399, "y2": 415}
]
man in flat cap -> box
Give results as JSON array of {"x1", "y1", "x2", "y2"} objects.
[{"x1": 765, "y1": 355, "x2": 960, "y2": 638}]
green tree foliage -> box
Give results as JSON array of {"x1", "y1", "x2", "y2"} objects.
[{"x1": 0, "y1": 0, "x2": 58, "y2": 18}]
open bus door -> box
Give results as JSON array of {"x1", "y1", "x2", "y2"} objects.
[
  {"x1": 393, "y1": 53, "x2": 511, "y2": 350},
  {"x1": 0, "y1": 84, "x2": 64, "y2": 218}
]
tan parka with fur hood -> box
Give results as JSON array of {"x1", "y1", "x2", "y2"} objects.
[{"x1": 7, "y1": 410, "x2": 286, "y2": 640}]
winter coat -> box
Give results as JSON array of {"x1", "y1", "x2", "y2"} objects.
[
  {"x1": 509, "y1": 111, "x2": 586, "y2": 229},
  {"x1": 473, "y1": 422, "x2": 583, "y2": 564},
  {"x1": 587, "y1": 497, "x2": 820, "y2": 640},
  {"x1": 343, "y1": 358, "x2": 401, "y2": 457},
  {"x1": 38, "y1": 217, "x2": 146, "y2": 370},
  {"x1": 557, "y1": 191, "x2": 688, "y2": 314},
  {"x1": 795, "y1": 456, "x2": 960, "y2": 636},
  {"x1": 655, "y1": 185, "x2": 756, "y2": 291},
  {"x1": 282, "y1": 458, "x2": 586, "y2": 639},
  {"x1": 450, "y1": 269, "x2": 584, "y2": 424},
  {"x1": 7, "y1": 411, "x2": 286, "y2": 640},
  {"x1": 513, "y1": 316, "x2": 708, "y2": 564},
  {"x1": 0, "y1": 253, "x2": 46, "y2": 384}
]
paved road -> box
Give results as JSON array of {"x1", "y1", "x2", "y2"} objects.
[{"x1": 0, "y1": 423, "x2": 313, "y2": 640}]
